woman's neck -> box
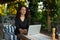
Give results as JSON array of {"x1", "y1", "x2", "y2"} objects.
[{"x1": 20, "y1": 14, "x2": 25, "y2": 17}]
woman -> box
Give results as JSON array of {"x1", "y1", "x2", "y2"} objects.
[{"x1": 15, "y1": 5, "x2": 30, "y2": 40}]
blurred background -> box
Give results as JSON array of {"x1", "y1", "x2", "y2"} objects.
[{"x1": 0, "y1": 0, "x2": 60, "y2": 40}]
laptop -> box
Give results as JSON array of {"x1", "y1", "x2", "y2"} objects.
[
  {"x1": 25, "y1": 25, "x2": 51, "y2": 40},
  {"x1": 28, "y1": 25, "x2": 41, "y2": 35}
]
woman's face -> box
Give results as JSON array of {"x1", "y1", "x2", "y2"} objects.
[{"x1": 20, "y1": 7, "x2": 26, "y2": 15}]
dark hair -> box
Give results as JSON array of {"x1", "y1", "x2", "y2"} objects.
[{"x1": 16, "y1": 5, "x2": 31, "y2": 19}]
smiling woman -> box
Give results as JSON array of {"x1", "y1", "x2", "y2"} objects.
[{"x1": 15, "y1": 5, "x2": 31, "y2": 40}]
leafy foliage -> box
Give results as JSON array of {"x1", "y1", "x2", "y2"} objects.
[{"x1": 29, "y1": 0, "x2": 38, "y2": 24}]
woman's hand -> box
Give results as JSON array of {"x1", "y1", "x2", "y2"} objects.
[
  {"x1": 19, "y1": 28, "x2": 27, "y2": 34},
  {"x1": 23, "y1": 29, "x2": 27, "y2": 33},
  {"x1": 19, "y1": 28, "x2": 24, "y2": 34}
]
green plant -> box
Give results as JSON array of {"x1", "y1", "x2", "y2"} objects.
[
  {"x1": 51, "y1": 0, "x2": 60, "y2": 28},
  {"x1": 29, "y1": 0, "x2": 38, "y2": 24},
  {"x1": 40, "y1": 11, "x2": 48, "y2": 30}
]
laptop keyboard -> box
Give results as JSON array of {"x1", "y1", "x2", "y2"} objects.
[{"x1": 26, "y1": 34, "x2": 51, "y2": 40}]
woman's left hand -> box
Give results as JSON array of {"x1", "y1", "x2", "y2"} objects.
[
  {"x1": 24, "y1": 29, "x2": 27, "y2": 33},
  {"x1": 20, "y1": 29, "x2": 27, "y2": 35}
]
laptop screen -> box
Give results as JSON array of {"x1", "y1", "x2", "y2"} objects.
[{"x1": 28, "y1": 25, "x2": 41, "y2": 35}]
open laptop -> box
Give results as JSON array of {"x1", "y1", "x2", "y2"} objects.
[
  {"x1": 25, "y1": 25, "x2": 51, "y2": 40},
  {"x1": 28, "y1": 25, "x2": 41, "y2": 35}
]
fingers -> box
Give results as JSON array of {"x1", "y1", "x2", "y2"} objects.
[{"x1": 19, "y1": 28, "x2": 28, "y2": 35}]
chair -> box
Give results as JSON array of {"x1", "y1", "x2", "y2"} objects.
[{"x1": 2, "y1": 15, "x2": 17, "y2": 40}]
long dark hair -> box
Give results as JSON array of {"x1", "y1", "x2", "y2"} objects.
[{"x1": 16, "y1": 5, "x2": 31, "y2": 19}]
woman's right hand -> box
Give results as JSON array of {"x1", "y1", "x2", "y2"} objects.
[
  {"x1": 19, "y1": 28, "x2": 27, "y2": 34},
  {"x1": 19, "y1": 28, "x2": 22, "y2": 31},
  {"x1": 19, "y1": 28, "x2": 24, "y2": 34}
]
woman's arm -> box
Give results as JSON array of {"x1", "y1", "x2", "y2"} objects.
[
  {"x1": 15, "y1": 18, "x2": 20, "y2": 29},
  {"x1": 26, "y1": 19, "x2": 30, "y2": 30}
]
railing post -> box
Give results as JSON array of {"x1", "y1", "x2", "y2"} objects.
[{"x1": 52, "y1": 28, "x2": 56, "y2": 40}]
